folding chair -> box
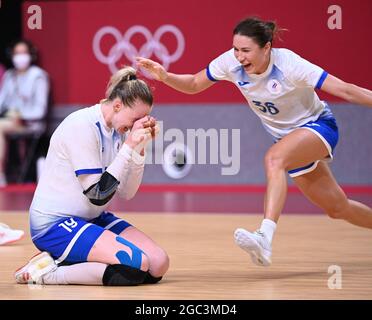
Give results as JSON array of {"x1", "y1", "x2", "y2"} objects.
[{"x1": 6, "y1": 122, "x2": 47, "y2": 182}]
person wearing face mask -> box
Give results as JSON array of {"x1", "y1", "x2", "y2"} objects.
[
  {"x1": 0, "y1": 58, "x2": 26, "y2": 246},
  {"x1": 14, "y1": 66, "x2": 169, "y2": 287},
  {"x1": 0, "y1": 39, "x2": 50, "y2": 186}
]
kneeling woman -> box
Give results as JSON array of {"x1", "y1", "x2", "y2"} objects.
[{"x1": 15, "y1": 66, "x2": 169, "y2": 286}]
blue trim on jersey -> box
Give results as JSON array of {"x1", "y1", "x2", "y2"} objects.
[
  {"x1": 113, "y1": 130, "x2": 119, "y2": 140},
  {"x1": 238, "y1": 81, "x2": 250, "y2": 86},
  {"x1": 269, "y1": 65, "x2": 285, "y2": 81},
  {"x1": 315, "y1": 71, "x2": 328, "y2": 89},
  {"x1": 75, "y1": 168, "x2": 103, "y2": 176},
  {"x1": 238, "y1": 66, "x2": 250, "y2": 82},
  {"x1": 95, "y1": 121, "x2": 104, "y2": 152},
  {"x1": 206, "y1": 65, "x2": 218, "y2": 82},
  {"x1": 112, "y1": 130, "x2": 123, "y2": 153}
]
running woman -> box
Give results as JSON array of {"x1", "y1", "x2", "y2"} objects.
[{"x1": 137, "y1": 17, "x2": 372, "y2": 267}]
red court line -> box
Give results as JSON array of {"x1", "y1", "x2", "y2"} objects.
[
  {"x1": 1, "y1": 183, "x2": 372, "y2": 194},
  {"x1": 138, "y1": 184, "x2": 372, "y2": 194},
  {"x1": 0, "y1": 183, "x2": 36, "y2": 192}
]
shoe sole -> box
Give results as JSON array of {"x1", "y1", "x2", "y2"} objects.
[
  {"x1": 0, "y1": 232, "x2": 24, "y2": 246},
  {"x1": 15, "y1": 252, "x2": 56, "y2": 284},
  {"x1": 234, "y1": 228, "x2": 271, "y2": 267}
]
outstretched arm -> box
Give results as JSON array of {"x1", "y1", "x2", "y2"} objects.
[
  {"x1": 136, "y1": 57, "x2": 214, "y2": 94},
  {"x1": 321, "y1": 74, "x2": 372, "y2": 107}
]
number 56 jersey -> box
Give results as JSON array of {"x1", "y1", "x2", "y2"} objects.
[{"x1": 207, "y1": 48, "x2": 329, "y2": 140}]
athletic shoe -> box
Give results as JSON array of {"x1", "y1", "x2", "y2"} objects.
[
  {"x1": 0, "y1": 223, "x2": 24, "y2": 245},
  {"x1": 234, "y1": 228, "x2": 272, "y2": 266},
  {"x1": 15, "y1": 252, "x2": 57, "y2": 284}
]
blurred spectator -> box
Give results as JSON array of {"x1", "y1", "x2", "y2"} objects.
[{"x1": 0, "y1": 39, "x2": 49, "y2": 186}]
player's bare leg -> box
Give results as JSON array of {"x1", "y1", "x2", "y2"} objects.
[
  {"x1": 294, "y1": 161, "x2": 372, "y2": 229},
  {"x1": 235, "y1": 128, "x2": 329, "y2": 266}
]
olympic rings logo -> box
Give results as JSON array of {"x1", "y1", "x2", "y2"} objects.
[{"x1": 93, "y1": 25, "x2": 185, "y2": 76}]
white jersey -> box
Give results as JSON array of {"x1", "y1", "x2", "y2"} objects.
[
  {"x1": 30, "y1": 104, "x2": 141, "y2": 237},
  {"x1": 207, "y1": 48, "x2": 329, "y2": 139}
]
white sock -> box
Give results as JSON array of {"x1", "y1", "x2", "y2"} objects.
[
  {"x1": 259, "y1": 219, "x2": 277, "y2": 244},
  {"x1": 42, "y1": 262, "x2": 107, "y2": 285}
]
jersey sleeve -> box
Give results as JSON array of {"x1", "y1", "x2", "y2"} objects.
[
  {"x1": 0, "y1": 71, "x2": 11, "y2": 112},
  {"x1": 58, "y1": 117, "x2": 103, "y2": 177},
  {"x1": 282, "y1": 49, "x2": 328, "y2": 89},
  {"x1": 206, "y1": 49, "x2": 233, "y2": 81}
]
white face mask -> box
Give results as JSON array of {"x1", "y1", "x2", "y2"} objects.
[{"x1": 12, "y1": 53, "x2": 31, "y2": 70}]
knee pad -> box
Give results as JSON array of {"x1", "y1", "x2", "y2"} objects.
[
  {"x1": 102, "y1": 264, "x2": 147, "y2": 286},
  {"x1": 143, "y1": 272, "x2": 163, "y2": 284}
]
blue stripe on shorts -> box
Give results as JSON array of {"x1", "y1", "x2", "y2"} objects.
[
  {"x1": 90, "y1": 212, "x2": 132, "y2": 234},
  {"x1": 288, "y1": 109, "x2": 339, "y2": 177},
  {"x1": 32, "y1": 212, "x2": 133, "y2": 265}
]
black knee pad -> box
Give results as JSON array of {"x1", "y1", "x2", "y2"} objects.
[
  {"x1": 102, "y1": 264, "x2": 147, "y2": 286},
  {"x1": 143, "y1": 272, "x2": 163, "y2": 284}
]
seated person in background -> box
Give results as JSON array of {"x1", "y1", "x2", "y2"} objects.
[{"x1": 0, "y1": 39, "x2": 50, "y2": 186}]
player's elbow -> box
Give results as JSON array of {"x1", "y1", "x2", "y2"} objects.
[
  {"x1": 83, "y1": 172, "x2": 119, "y2": 205},
  {"x1": 188, "y1": 76, "x2": 208, "y2": 94},
  {"x1": 184, "y1": 83, "x2": 202, "y2": 95}
]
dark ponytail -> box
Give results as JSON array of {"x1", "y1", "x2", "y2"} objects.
[{"x1": 233, "y1": 17, "x2": 283, "y2": 47}]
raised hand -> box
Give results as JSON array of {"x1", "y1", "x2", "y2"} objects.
[
  {"x1": 125, "y1": 115, "x2": 160, "y2": 152},
  {"x1": 136, "y1": 57, "x2": 168, "y2": 81}
]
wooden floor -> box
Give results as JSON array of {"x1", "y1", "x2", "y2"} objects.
[{"x1": 1, "y1": 211, "x2": 372, "y2": 300}]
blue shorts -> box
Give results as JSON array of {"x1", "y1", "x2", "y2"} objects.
[
  {"x1": 288, "y1": 111, "x2": 339, "y2": 177},
  {"x1": 33, "y1": 212, "x2": 133, "y2": 265}
]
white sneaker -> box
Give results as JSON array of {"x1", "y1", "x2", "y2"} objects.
[
  {"x1": 14, "y1": 252, "x2": 57, "y2": 284},
  {"x1": 234, "y1": 228, "x2": 272, "y2": 266},
  {"x1": 0, "y1": 223, "x2": 24, "y2": 245}
]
